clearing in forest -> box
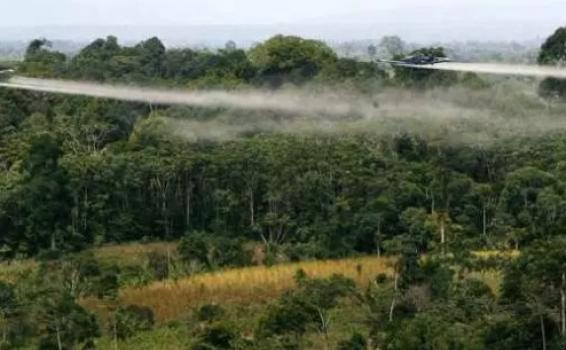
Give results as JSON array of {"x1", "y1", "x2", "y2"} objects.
[{"x1": 115, "y1": 256, "x2": 394, "y2": 322}]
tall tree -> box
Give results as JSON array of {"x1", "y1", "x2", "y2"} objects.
[
  {"x1": 249, "y1": 35, "x2": 338, "y2": 86},
  {"x1": 538, "y1": 27, "x2": 566, "y2": 99}
]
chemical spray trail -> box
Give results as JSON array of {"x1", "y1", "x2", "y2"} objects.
[
  {"x1": 3, "y1": 75, "x2": 566, "y2": 146},
  {"x1": 0, "y1": 77, "x2": 362, "y2": 116},
  {"x1": 404, "y1": 62, "x2": 566, "y2": 79}
]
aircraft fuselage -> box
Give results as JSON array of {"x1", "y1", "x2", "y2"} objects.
[{"x1": 377, "y1": 55, "x2": 451, "y2": 66}]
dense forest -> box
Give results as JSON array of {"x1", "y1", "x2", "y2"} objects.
[{"x1": 0, "y1": 27, "x2": 566, "y2": 349}]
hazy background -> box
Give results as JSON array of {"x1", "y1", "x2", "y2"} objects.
[{"x1": 0, "y1": 0, "x2": 564, "y2": 45}]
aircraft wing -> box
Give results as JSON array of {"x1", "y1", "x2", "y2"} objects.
[
  {"x1": 375, "y1": 59, "x2": 406, "y2": 65},
  {"x1": 376, "y1": 59, "x2": 451, "y2": 66},
  {"x1": 375, "y1": 59, "x2": 420, "y2": 67}
]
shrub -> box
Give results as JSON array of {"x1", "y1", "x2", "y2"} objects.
[
  {"x1": 92, "y1": 270, "x2": 120, "y2": 299},
  {"x1": 454, "y1": 279, "x2": 494, "y2": 321},
  {"x1": 111, "y1": 305, "x2": 154, "y2": 339},
  {"x1": 282, "y1": 242, "x2": 330, "y2": 262},
  {"x1": 178, "y1": 233, "x2": 209, "y2": 266},
  {"x1": 375, "y1": 273, "x2": 388, "y2": 284},
  {"x1": 191, "y1": 323, "x2": 237, "y2": 350},
  {"x1": 258, "y1": 275, "x2": 356, "y2": 338},
  {"x1": 37, "y1": 293, "x2": 100, "y2": 350},
  {"x1": 258, "y1": 294, "x2": 314, "y2": 337},
  {"x1": 0, "y1": 281, "x2": 29, "y2": 349},
  {"x1": 36, "y1": 249, "x2": 63, "y2": 262},
  {"x1": 338, "y1": 332, "x2": 367, "y2": 350},
  {"x1": 0, "y1": 281, "x2": 16, "y2": 316},
  {"x1": 196, "y1": 304, "x2": 226, "y2": 323},
  {"x1": 119, "y1": 265, "x2": 153, "y2": 288},
  {"x1": 209, "y1": 238, "x2": 252, "y2": 268},
  {"x1": 146, "y1": 250, "x2": 170, "y2": 280}
]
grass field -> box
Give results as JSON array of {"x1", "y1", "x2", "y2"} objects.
[
  {"x1": 91, "y1": 241, "x2": 178, "y2": 266},
  {"x1": 471, "y1": 250, "x2": 520, "y2": 259},
  {"x1": 1, "y1": 244, "x2": 511, "y2": 326},
  {"x1": 0, "y1": 259, "x2": 37, "y2": 283},
  {"x1": 95, "y1": 325, "x2": 190, "y2": 350},
  {"x1": 113, "y1": 256, "x2": 395, "y2": 323}
]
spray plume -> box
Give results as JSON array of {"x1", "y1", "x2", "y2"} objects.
[
  {"x1": 404, "y1": 62, "x2": 566, "y2": 79},
  {"x1": 0, "y1": 77, "x2": 360, "y2": 115},
  {"x1": 2, "y1": 74, "x2": 566, "y2": 145}
]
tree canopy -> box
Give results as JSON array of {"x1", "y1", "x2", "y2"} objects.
[{"x1": 538, "y1": 27, "x2": 566, "y2": 98}]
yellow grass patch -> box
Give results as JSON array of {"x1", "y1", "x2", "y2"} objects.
[
  {"x1": 467, "y1": 269, "x2": 504, "y2": 296},
  {"x1": 91, "y1": 241, "x2": 178, "y2": 266},
  {"x1": 119, "y1": 256, "x2": 394, "y2": 323},
  {"x1": 471, "y1": 250, "x2": 520, "y2": 259},
  {"x1": 0, "y1": 259, "x2": 37, "y2": 284},
  {"x1": 1, "y1": 242, "x2": 176, "y2": 284}
]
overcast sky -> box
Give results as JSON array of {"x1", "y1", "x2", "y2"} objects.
[
  {"x1": 1, "y1": 0, "x2": 564, "y2": 43},
  {"x1": 2, "y1": 0, "x2": 564, "y2": 26}
]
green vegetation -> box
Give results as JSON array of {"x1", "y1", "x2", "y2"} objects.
[
  {"x1": 539, "y1": 27, "x2": 566, "y2": 98},
  {"x1": 0, "y1": 29, "x2": 566, "y2": 349}
]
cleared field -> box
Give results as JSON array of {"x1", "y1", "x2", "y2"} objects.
[
  {"x1": 118, "y1": 256, "x2": 394, "y2": 323},
  {"x1": 0, "y1": 242, "x2": 176, "y2": 284},
  {"x1": 91, "y1": 241, "x2": 178, "y2": 266},
  {"x1": 0, "y1": 259, "x2": 37, "y2": 283}
]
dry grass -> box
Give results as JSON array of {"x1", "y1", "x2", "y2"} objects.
[
  {"x1": 117, "y1": 256, "x2": 394, "y2": 323},
  {"x1": 0, "y1": 242, "x2": 176, "y2": 284},
  {"x1": 0, "y1": 259, "x2": 37, "y2": 284},
  {"x1": 471, "y1": 250, "x2": 520, "y2": 259},
  {"x1": 468, "y1": 269, "x2": 504, "y2": 296},
  {"x1": 91, "y1": 242, "x2": 178, "y2": 266}
]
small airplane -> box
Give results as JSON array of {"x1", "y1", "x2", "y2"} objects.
[{"x1": 376, "y1": 54, "x2": 452, "y2": 66}]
